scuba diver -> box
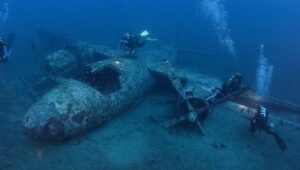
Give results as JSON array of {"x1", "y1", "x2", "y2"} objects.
[
  {"x1": 120, "y1": 30, "x2": 157, "y2": 56},
  {"x1": 206, "y1": 73, "x2": 243, "y2": 104},
  {"x1": 250, "y1": 105, "x2": 287, "y2": 151},
  {"x1": 221, "y1": 72, "x2": 243, "y2": 95},
  {"x1": 0, "y1": 33, "x2": 14, "y2": 63}
]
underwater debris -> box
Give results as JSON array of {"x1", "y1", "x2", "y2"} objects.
[
  {"x1": 161, "y1": 59, "x2": 208, "y2": 134},
  {"x1": 162, "y1": 67, "x2": 247, "y2": 134},
  {"x1": 36, "y1": 30, "x2": 121, "y2": 63},
  {"x1": 86, "y1": 61, "x2": 121, "y2": 94},
  {"x1": 22, "y1": 39, "x2": 300, "y2": 148},
  {"x1": 22, "y1": 46, "x2": 156, "y2": 140},
  {"x1": 29, "y1": 34, "x2": 124, "y2": 96},
  {"x1": 44, "y1": 50, "x2": 78, "y2": 77},
  {"x1": 232, "y1": 90, "x2": 300, "y2": 114}
]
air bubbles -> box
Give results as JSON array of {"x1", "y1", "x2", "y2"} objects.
[
  {"x1": 256, "y1": 44, "x2": 274, "y2": 97},
  {"x1": 0, "y1": 0, "x2": 9, "y2": 27},
  {"x1": 200, "y1": 0, "x2": 236, "y2": 56}
]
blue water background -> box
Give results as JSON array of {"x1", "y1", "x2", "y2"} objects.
[{"x1": 1, "y1": 0, "x2": 300, "y2": 103}]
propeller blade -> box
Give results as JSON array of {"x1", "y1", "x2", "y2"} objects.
[
  {"x1": 164, "y1": 114, "x2": 187, "y2": 128},
  {"x1": 196, "y1": 120, "x2": 205, "y2": 135}
]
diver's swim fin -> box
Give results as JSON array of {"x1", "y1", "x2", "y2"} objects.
[
  {"x1": 140, "y1": 30, "x2": 149, "y2": 37},
  {"x1": 273, "y1": 133, "x2": 287, "y2": 151}
]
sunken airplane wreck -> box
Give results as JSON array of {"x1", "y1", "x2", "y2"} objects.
[{"x1": 22, "y1": 32, "x2": 300, "y2": 151}]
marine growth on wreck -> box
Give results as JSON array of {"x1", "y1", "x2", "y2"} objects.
[{"x1": 1, "y1": 1, "x2": 300, "y2": 169}]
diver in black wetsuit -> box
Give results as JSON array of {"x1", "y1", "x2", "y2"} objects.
[
  {"x1": 221, "y1": 72, "x2": 243, "y2": 95},
  {"x1": 0, "y1": 34, "x2": 14, "y2": 63},
  {"x1": 120, "y1": 33, "x2": 147, "y2": 56},
  {"x1": 0, "y1": 37, "x2": 10, "y2": 62},
  {"x1": 250, "y1": 105, "x2": 287, "y2": 151},
  {"x1": 205, "y1": 73, "x2": 243, "y2": 104}
]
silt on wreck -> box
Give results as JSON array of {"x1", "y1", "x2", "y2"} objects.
[
  {"x1": 22, "y1": 38, "x2": 300, "y2": 141},
  {"x1": 22, "y1": 40, "x2": 176, "y2": 141}
]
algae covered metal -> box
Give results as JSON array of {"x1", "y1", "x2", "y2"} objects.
[
  {"x1": 23, "y1": 49, "x2": 155, "y2": 140},
  {"x1": 22, "y1": 37, "x2": 300, "y2": 142}
]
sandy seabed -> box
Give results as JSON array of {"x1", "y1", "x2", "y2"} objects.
[{"x1": 0, "y1": 87, "x2": 300, "y2": 170}]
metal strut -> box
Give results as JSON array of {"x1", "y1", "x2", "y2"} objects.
[{"x1": 162, "y1": 59, "x2": 205, "y2": 134}]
